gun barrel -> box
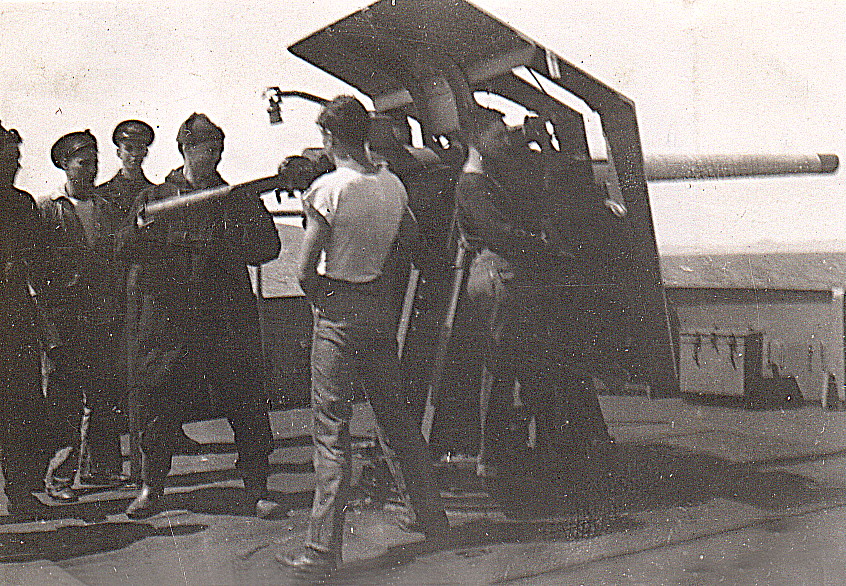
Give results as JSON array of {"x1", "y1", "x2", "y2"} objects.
[
  {"x1": 139, "y1": 175, "x2": 283, "y2": 224},
  {"x1": 642, "y1": 153, "x2": 839, "y2": 181}
]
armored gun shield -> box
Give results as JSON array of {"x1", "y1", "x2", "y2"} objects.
[{"x1": 288, "y1": 0, "x2": 678, "y2": 397}]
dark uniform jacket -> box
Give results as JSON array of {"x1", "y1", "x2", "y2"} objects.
[
  {"x1": 455, "y1": 170, "x2": 555, "y2": 266},
  {"x1": 97, "y1": 171, "x2": 155, "y2": 324},
  {"x1": 456, "y1": 161, "x2": 615, "y2": 284},
  {"x1": 0, "y1": 186, "x2": 51, "y2": 399},
  {"x1": 122, "y1": 168, "x2": 281, "y2": 405},
  {"x1": 98, "y1": 171, "x2": 153, "y2": 216},
  {"x1": 38, "y1": 188, "x2": 125, "y2": 335}
]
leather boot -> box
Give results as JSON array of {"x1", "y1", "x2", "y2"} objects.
[
  {"x1": 125, "y1": 483, "x2": 163, "y2": 519},
  {"x1": 277, "y1": 547, "x2": 337, "y2": 581},
  {"x1": 126, "y1": 454, "x2": 164, "y2": 519},
  {"x1": 244, "y1": 481, "x2": 287, "y2": 520},
  {"x1": 45, "y1": 484, "x2": 78, "y2": 503}
]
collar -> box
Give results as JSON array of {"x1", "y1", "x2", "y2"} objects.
[
  {"x1": 49, "y1": 184, "x2": 72, "y2": 202},
  {"x1": 50, "y1": 184, "x2": 101, "y2": 206},
  {"x1": 167, "y1": 167, "x2": 226, "y2": 190},
  {"x1": 113, "y1": 170, "x2": 151, "y2": 184}
]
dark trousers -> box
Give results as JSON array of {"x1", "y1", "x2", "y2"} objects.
[
  {"x1": 139, "y1": 309, "x2": 272, "y2": 494},
  {"x1": 44, "y1": 309, "x2": 124, "y2": 489},
  {"x1": 1, "y1": 342, "x2": 51, "y2": 507},
  {"x1": 306, "y1": 283, "x2": 446, "y2": 559},
  {"x1": 80, "y1": 317, "x2": 126, "y2": 477},
  {"x1": 466, "y1": 248, "x2": 610, "y2": 469}
]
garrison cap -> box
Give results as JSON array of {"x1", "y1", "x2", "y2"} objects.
[
  {"x1": 112, "y1": 119, "x2": 154, "y2": 147},
  {"x1": 51, "y1": 130, "x2": 97, "y2": 168},
  {"x1": 176, "y1": 113, "x2": 224, "y2": 148},
  {"x1": 0, "y1": 121, "x2": 21, "y2": 147}
]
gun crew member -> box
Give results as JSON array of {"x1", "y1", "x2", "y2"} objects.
[
  {"x1": 0, "y1": 122, "x2": 53, "y2": 516},
  {"x1": 98, "y1": 119, "x2": 155, "y2": 214},
  {"x1": 39, "y1": 130, "x2": 127, "y2": 502},
  {"x1": 122, "y1": 113, "x2": 284, "y2": 520},
  {"x1": 280, "y1": 96, "x2": 448, "y2": 582},
  {"x1": 456, "y1": 107, "x2": 612, "y2": 479},
  {"x1": 99, "y1": 119, "x2": 200, "y2": 475}
]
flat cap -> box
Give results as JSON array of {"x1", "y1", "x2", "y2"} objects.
[
  {"x1": 176, "y1": 113, "x2": 224, "y2": 147},
  {"x1": 113, "y1": 119, "x2": 154, "y2": 147},
  {"x1": 51, "y1": 130, "x2": 97, "y2": 168},
  {"x1": 0, "y1": 121, "x2": 21, "y2": 147}
]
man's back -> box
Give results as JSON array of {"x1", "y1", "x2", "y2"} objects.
[{"x1": 305, "y1": 165, "x2": 407, "y2": 284}]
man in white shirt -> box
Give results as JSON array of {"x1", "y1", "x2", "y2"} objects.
[{"x1": 280, "y1": 96, "x2": 448, "y2": 581}]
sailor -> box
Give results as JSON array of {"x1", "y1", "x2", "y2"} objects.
[
  {"x1": 123, "y1": 113, "x2": 285, "y2": 520},
  {"x1": 39, "y1": 130, "x2": 127, "y2": 500},
  {"x1": 455, "y1": 107, "x2": 613, "y2": 478},
  {"x1": 98, "y1": 119, "x2": 155, "y2": 214},
  {"x1": 280, "y1": 96, "x2": 448, "y2": 581},
  {"x1": 0, "y1": 122, "x2": 53, "y2": 516}
]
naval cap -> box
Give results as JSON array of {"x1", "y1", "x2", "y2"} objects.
[
  {"x1": 113, "y1": 119, "x2": 154, "y2": 147},
  {"x1": 176, "y1": 113, "x2": 224, "y2": 149},
  {"x1": 51, "y1": 130, "x2": 97, "y2": 168}
]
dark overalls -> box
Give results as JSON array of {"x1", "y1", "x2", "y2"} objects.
[
  {"x1": 124, "y1": 168, "x2": 281, "y2": 499},
  {"x1": 456, "y1": 170, "x2": 612, "y2": 474},
  {"x1": 39, "y1": 190, "x2": 126, "y2": 489},
  {"x1": 0, "y1": 187, "x2": 53, "y2": 511}
]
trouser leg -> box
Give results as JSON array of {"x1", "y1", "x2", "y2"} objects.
[
  {"x1": 560, "y1": 372, "x2": 611, "y2": 446},
  {"x1": 4, "y1": 394, "x2": 50, "y2": 506},
  {"x1": 82, "y1": 390, "x2": 124, "y2": 476},
  {"x1": 2, "y1": 342, "x2": 52, "y2": 508},
  {"x1": 228, "y1": 407, "x2": 272, "y2": 499},
  {"x1": 363, "y1": 339, "x2": 447, "y2": 534},
  {"x1": 139, "y1": 412, "x2": 179, "y2": 488},
  {"x1": 479, "y1": 294, "x2": 520, "y2": 472},
  {"x1": 44, "y1": 373, "x2": 83, "y2": 490},
  {"x1": 545, "y1": 288, "x2": 612, "y2": 448},
  {"x1": 79, "y1": 317, "x2": 125, "y2": 478},
  {"x1": 138, "y1": 332, "x2": 200, "y2": 489},
  {"x1": 478, "y1": 349, "x2": 517, "y2": 471},
  {"x1": 77, "y1": 403, "x2": 92, "y2": 478},
  {"x1": 306, "y1": 319, "x2": 354, "y2": 560}
]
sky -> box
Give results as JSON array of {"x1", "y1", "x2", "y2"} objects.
[{"x1": 1, "y1": 0, "x2": 844, "y2": 254}]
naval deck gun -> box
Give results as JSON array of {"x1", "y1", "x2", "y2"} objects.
[
  {"x1": 135, "y1": 0, "x2": 836, "y2": 418},
  {"x1": 268, "y1": 0, "x2": 837, "y2": 414}
]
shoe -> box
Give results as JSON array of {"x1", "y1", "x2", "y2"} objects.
[
  {"x1": 399, "y1": 518, "x2": 451, "y2": 546},
  {"x1": 278, "y1": 547, "x2": 336, "y2": 581},
  {"x1": 255, "y1": 498, "x2": 287, "y2": 520},
  {"x1": 45, "y1": 485, "x2": 78, "y2": 503},
  {"x1": 125, "y1": 484, "x2": 163, "y2": 519}
]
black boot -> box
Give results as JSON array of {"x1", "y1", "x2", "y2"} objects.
[
  {"x1": 244, "y1": 476, "x2": 287, "y2": 520},
  {"x1": 278, "y1": 547, "x2": 337, "y2": 581},
  {"x1": 126, "y1": 453, "x2": 164, "y2": 519},
  {"x1": 125, "y1": 483, "x2": 163, "y2": 519}
]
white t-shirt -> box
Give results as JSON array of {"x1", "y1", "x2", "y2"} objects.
[{"x1": 303, "y1": 165, "x2": 408, "y2": 283}]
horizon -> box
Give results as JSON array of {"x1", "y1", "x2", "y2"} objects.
[{"x1": 659, "y1": 240, "x2": 846, "y2": 257}]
